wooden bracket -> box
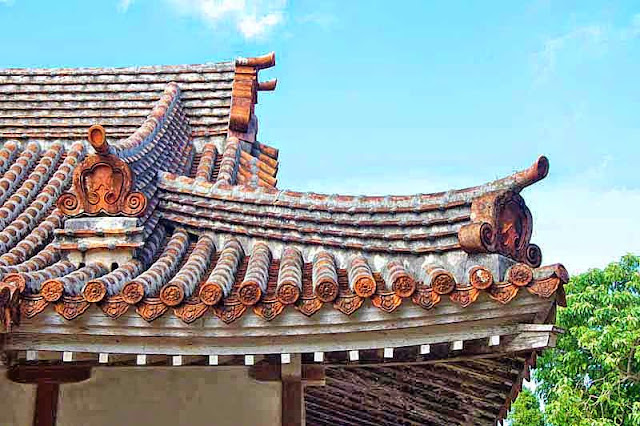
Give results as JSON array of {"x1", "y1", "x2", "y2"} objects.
[
  {"x1": 8, "y1": 364, "x2": 92, "y2": 426},
  {"x1": 249, "y1": 361, "x2": 325, "y2": 387},
  {"x1": 7, "y1": 364, "x2": 92, "y2": 384}
]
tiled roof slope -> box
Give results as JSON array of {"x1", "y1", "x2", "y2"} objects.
[
  {"x1": 158, "y1": 156, "x2": 547, "y2": 258},
  {"x1": 0, "y1": 53, "x2": 280, "y2": 189},
  {"x1": 0, "y1": 53, "x2": 565, "y2": 325},
  {"x1": 0, "y1": 62, "x2": 234, "y2": 139},
  {"x1": 0, "y1": 157, "x2": 567, "y2": 324},
  {"x1": 0, "y1": 54, "x2": 280, "y2": 273},
  {"x1": 0, "y1": 140, "x2": 85, "y2": 270},
  {"x1": 7, "y1": 225, "x2": 567, "y2": 324},
  {"x1": 0, "y1": 54, "x2": 567, "y2": 426}
]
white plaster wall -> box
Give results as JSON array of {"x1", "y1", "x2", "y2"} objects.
[
  {"x1": 57, "y1": 367, "x2": 281, "y2": 426},
  {"x1": 0, "y1": 368, "x2": 35, "y2": 426}
]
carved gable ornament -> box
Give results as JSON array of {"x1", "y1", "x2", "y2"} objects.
[
  {"x1": 458, "y1": 190, "x2": 541, "y2": 267},
  {"x1": 58, "y1": 125, "x2": 147, "y2": 217}
]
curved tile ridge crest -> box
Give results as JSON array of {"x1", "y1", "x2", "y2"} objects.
[
  {"x1": 0, "y1": 141, "x2": 20, "y2": 175},
  {"x1": 5, "y1": 260, "x2": 77, "y2": 294},
  {"x1": 0, "y1": 242, "x2": 60, "y2": 279},
  {"x1": 0, "y1": 209, "x2": 65, "y2": 267},
  {"x1": 0, "y1": 142, "x2": 41, "y2": 206},
  {"x1": 109, "y1": 82, "x2": 182, "y2": 159},
  {"x1": 120, "y1": 228, "x2": 190, "y2": 304},
  {"x1": 235, "y1": 52, "x2": 276, "y2": 70},
  {"x1": 0, "y1": 142, "x2": 64, "y2": 229},
  {"x1": 159, "y1": 232, "x2": 216, "y2": 306},
  {"x1": 159, "y1": 156, "x2": 549, "y2": 213},
  {"x1": 215, "y1": 136, "x2": 241, "y2": 185},
  {"x1": 199, "y1": 238, "x2": 243, "y2": 306},
  {"x1": 0, "y1": 143, "x2": 85, "y2": 256}
]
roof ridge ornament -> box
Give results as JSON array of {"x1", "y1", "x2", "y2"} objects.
[
  {"x1": 231, "y1": 52, "x2": 277, "y2": 133},
  {"x1": 235, "y1": 52, "x2": 276, "y2": 70},
  {"x1": 57, "y1": 125, "x2": 147, "y2": 217},
  {"x1": 458, "y1": 190, "x2": 542, "y2": 267},
  {"x1": 511, "y1": 155, "x2": 549, "y2": 192}
]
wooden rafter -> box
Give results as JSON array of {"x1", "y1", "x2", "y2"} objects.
[
  {"x1": 303, "y1": 357, "x2": 534, "y2": 426},
  {"x1": 305, "y1": 390, "x2": 422, "y2": 426},
  {"x1": 327, "y1": 372, "x2": 460, "y2": 425},
  {"x1": 374, "y1": 366, "x2": 498, "y2": 420}
]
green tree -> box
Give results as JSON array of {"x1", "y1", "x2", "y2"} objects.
[
  {"x1": 535, "y1": 254, "x2": 640, "y2": 425},
  {"x1": 508, "y1": 388, "x2": 545, "y2": 426}
]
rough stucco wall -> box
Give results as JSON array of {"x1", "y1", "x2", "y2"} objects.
[
  {"x1": 0, "y1": 368, "x2": 35, "y2": 426},
  {"x1": 57, "y1": 367, "x2": 281, "y2": 426}
]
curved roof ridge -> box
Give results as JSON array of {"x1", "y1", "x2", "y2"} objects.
[
  {"x1": 110, "y1": 82, "x2": 182, "y2": 157},
  {"x1": 159, "y1": 155, "x2": 549, "y2": 212},
  {"x1": 480, "y1": 155, "x2": 549, "y2": 193}
]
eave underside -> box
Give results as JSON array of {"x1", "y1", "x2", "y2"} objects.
[
  {"x1": 2, "y1": 293, "x2": 558, "y2": 424},
  {"x1": 0, "y1": 54, "x2": 563, "y2": 425},
  {"x1": 309, "y1": 357, "x2": 532, "y2": 426}
]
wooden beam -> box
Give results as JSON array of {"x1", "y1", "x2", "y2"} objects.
[
  {"x1": 282, "y1": 354, "x2": 304, "y2": 426},
  {"x1": 33, "y1": 382, "x2": 58, "y2": 426},
  {"x1": 249, "y1": 362, "x2": 325, "y2": 386},
  {"x1": 283, "y1": 379, "x2": 304, "y2": 426},
  {"x1": 319, "y1": 328, "x2": 557, "y2": 369},
  {"x1": 7, "y1": 295, "x2": 554, "y2": 356},
  {"x1": 6, "y1": 365, "x2": 91, "y2": 426}
]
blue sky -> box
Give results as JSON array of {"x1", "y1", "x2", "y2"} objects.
[{"x1": 0, "y1": 0, "x2": 638, "y2": 273}]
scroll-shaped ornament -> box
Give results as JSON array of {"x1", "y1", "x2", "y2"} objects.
[
  {"x1": 57, "y1": 125, "x2": 147, "y2": 217},
  {"x1": 0, "y1": 276, "x2": 23, "y2": 331},
  {"x1": 458, "y1": 189, "x2": 541, "y2": 267}
]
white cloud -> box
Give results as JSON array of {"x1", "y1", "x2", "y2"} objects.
[
  {"x1": 534, "y1": 13, "x2": 640, "y2": 82},
  {"x1": 534, "y1": 24, "x2": 606, "y2": 82},
  {"x1": 166, "y1": 0, "x2": 287, "y2": 39},
  {"x1": 117, "y1": 0, "x2": 134, "y2": 12},
  {"x1": 0, "y1": 0, "x2": 15, "y2": 5},
  {"x1": 237, "y1": 11, "x2": 283, "y2": 38}
]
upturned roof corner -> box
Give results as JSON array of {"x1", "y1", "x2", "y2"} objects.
[{"x1": 0, "y1": 52, "x2": 568, "y2": 425}]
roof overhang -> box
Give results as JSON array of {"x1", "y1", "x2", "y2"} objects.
[{"x1": 3, "y1": 290, "x2": 558, "y2": 356}]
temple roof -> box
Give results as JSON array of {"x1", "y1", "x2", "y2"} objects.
[
  {"x1": 0, "y1": 53, "x2": 567, "y2": 425},
  {"x1": 0, "y1": 140, "x2": 565, "y2": 322}
]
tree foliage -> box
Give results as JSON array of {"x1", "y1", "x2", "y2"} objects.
[
  {"x1": 508, "y1": 388, "x2": 545, "y2": 426},
  {"x1": 534, "y1": 254, "x2": 640, "y2": 425}
]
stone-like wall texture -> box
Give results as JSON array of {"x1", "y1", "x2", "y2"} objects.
[
  {"x1": 57, "y1": 367, "x2": 281, "y2": 426},
  {"x1": 0, "y1": 370, "x2": 35, "y2": 426}
]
